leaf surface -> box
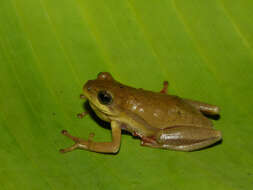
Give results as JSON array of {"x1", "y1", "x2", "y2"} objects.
[{"x1": 0, "y1": 0, "x2": 253, "y2": 189}]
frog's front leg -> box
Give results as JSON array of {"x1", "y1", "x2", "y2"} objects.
[
  {"x1": 77, "y1": 94, "x2": 88, "y2": 119},
  {"x1": 60, "y1": 121, "x2": 121, "y2": 153},
  {"x1": 141, "y1": 125, "x2": 222, "y2": 151}
]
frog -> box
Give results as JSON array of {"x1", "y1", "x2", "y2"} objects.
[{"x1": 60, "y1": 72, "x2": 222, "y2": 153}]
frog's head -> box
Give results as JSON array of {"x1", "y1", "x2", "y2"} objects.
[{"x1": 83, "y1": 72, "x2": 125, "y2": 120}]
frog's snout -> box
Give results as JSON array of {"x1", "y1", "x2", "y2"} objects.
[
  {"x1": 83, "y1": 80, "x2": 96, "y2": 100},
  {"x1": 83, "y1": 80, "x2": 92, "y2": 91}
]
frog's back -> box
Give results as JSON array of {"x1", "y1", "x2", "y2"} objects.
[{"x1": 121, "y1": 87, "x2": 212, "y2": 129}]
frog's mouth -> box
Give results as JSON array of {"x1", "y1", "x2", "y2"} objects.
[{"x1": 89, "y1": 102, "x2": 118, "y2": 118}]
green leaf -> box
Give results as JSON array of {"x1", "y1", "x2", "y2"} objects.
[{"x1": 1, "y1": 0, "x2": 252, "y2": 189}]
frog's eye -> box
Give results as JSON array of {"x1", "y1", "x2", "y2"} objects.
[{"x1": 97, "y1": 91, "x2": 113, "y2": 105}]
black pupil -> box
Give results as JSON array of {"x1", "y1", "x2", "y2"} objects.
[{"x1": 97, "y1": 91, "x2": 112, "y2": 105}]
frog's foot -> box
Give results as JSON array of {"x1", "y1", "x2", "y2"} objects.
[
  {"x1": 59, "y1": 130, "x2": 94, "y2": 153},
  {"x1": 141, "y1": 140, "x2": 160, "y2": 148},
  {"x1": 160, "y1": 81, "x2": 169, "y2": 94},
  {"x1": 140, "y1": 136, "x2": 159, "y2": 147},
  {"x1": 77, "y1": 111, "x2": 88, "y2": 119}
]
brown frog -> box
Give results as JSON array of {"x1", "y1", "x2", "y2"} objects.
[{"x1": 60, "y1": 72, "x2": 221, "y2": 153}]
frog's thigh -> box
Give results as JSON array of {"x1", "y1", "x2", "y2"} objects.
[
  {"x1": 143, "y1": 125, "x2": 221, "y2": 151},
  {"x1": 185, "y1": 99, "x2": 220, "y2": 115}
]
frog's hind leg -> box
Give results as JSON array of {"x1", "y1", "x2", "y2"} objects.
[
  {"x1": 160, "y1": 81, "x2": 169, "y2": 94},
  {"x1": 185, "y1": 99, "x2": 220, "y2": 116},
  {"x1": 141, "y1": 126, "x2": 222, "y2": 151}
]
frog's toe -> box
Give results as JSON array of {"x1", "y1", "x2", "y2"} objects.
[
  {"x1": 88, "y1": 133, "x2": 95, "y2": 141},
  {"x1": 77, "y1": 111, "x2": 88, "y2": 119},
  {"x1": 61, "y1": 130, "x2": 82, "y2": 142},
  {"x1": 61, "y1": 130, "x2": 68, "y2": 135},
  {"x1": 59, "y1": 148, "x2": 66, "y2": 154},
  {"x1": 80, "y1": 94, "x2": 86, "y2": 99},
  {"x1": 77, "y1": 113, "x2": 83, "y2": 118},
  {"x1": 59, "y1": 143, "x2": 80, "y2": 153},
  {"x1": 160, "y1": 81, "x2": 169, "y2": 94}
]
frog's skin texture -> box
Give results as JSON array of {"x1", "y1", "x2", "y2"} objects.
[{"x1": 60, "y1": 72, "x2": 222, "y2": 153}]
